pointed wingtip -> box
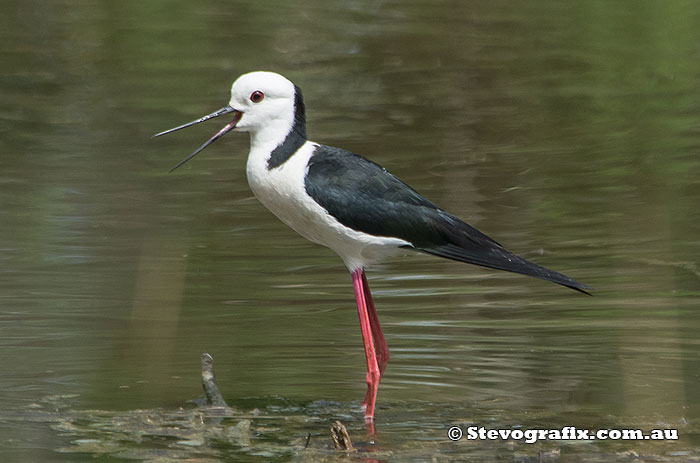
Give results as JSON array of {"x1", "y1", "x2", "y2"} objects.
[{"x1": 569, "y1": 284, "x2": 593, "y2": 296}]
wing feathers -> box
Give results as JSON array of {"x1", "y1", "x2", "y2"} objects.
[{"x1": 305, "y1": 145, "x2": 590, "y2": 294}]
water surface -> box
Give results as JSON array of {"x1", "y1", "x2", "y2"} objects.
[{"x1": 1, "y1": 0, "x2": 700, "y2": 461}]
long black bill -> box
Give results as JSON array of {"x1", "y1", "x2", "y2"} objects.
[{"x1": 152, "y1": 106, "x2": 242, "y2": 173}]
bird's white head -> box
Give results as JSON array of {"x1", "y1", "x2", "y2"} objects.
[
  {"x1": 154, "y1": 71, "x2": 305, "y2": 172},
  {"x1": 228, "y1": 71, "x2": 297, "y2": 134}
]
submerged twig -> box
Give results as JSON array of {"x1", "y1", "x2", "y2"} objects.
[
  {"x1": 330, "y1": 420, "x2": 355, "y2": 452},
  {"x1": 201, "y1": 353, "x2": 229, "y2": 407}
]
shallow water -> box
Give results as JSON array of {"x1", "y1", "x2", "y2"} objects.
[{"x1": 2, "y1": 0, "x2": 700, "y2": 461}]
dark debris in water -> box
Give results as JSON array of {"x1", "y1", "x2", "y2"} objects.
[
  {"x1": 1, "y1": 393, "x2": 387, "y2": 462},
  {"x1": 2, "y1": 394, "x2": 700, "y2": 462},
  {"x1": 330, "y1": 420, "x2": 355, "y2": 452},
  {"x1": 2, "y1": 356, "x2": 699, "y2": 462}
]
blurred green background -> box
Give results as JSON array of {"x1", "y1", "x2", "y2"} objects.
[{"x1": 1, "y1": 0, "x2": 699, "y2": 461}]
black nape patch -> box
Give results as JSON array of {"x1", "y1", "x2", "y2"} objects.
[{"x1": 267, "y1": 85, "x2": 307, "y2": 169}]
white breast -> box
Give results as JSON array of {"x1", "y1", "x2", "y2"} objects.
[{"x1": 245, "y1": 140, "x2": 410, "y2": 271}]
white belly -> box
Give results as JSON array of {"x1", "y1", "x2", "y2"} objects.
[{"x1": 245, "y1": 140, "x2": 410, "y2": 271}]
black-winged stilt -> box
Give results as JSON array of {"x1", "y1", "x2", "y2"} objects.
[{"x1": 154, "y1": 71, "x2": 590, "y2": 425}]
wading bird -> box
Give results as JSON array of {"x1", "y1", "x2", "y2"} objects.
[{"x1": 154, "y1": 71, "x2": 589, "y2": 426}]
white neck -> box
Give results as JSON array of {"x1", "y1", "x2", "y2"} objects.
[
  {"x1": 244, "y1": 105, "x2": 296, "y2": 165},
  {"x1": 249, "y1": 122, "x2": 289, "y2": 156}
]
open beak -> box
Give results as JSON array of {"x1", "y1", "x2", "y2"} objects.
[{"x1": 152, "y1": 106, "x2": 242, "y2": 173}]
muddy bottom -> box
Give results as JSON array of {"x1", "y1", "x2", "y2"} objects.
[{"x1": 1, "y1": 392, "x2": 697, "y2": 463}]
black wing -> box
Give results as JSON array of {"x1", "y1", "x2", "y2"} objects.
[{"x1": 304, "y1": 145, "x2": 590, "y2": 294}]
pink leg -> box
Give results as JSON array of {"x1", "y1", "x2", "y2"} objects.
[
  {"x1": 361, "y1": 270, "x2": 389, "y2": 397},
  {"x1": 351, "y1": 268, "x2": 381, "y2": 422}
]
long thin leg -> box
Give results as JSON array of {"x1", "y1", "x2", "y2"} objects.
[
  {"x1": 361, "y1": 270, "x2": 389, "y2": 375},
  {"x1": 361, "y1": 270, "x2": 389, "y2": 415},
  {"x1": 351, "y1": 268, "x2": 380, "y2": 423}
]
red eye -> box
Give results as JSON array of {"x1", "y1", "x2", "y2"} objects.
[{"x1": 250, "y1": 91, "x2": 264, "y2": 103}]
